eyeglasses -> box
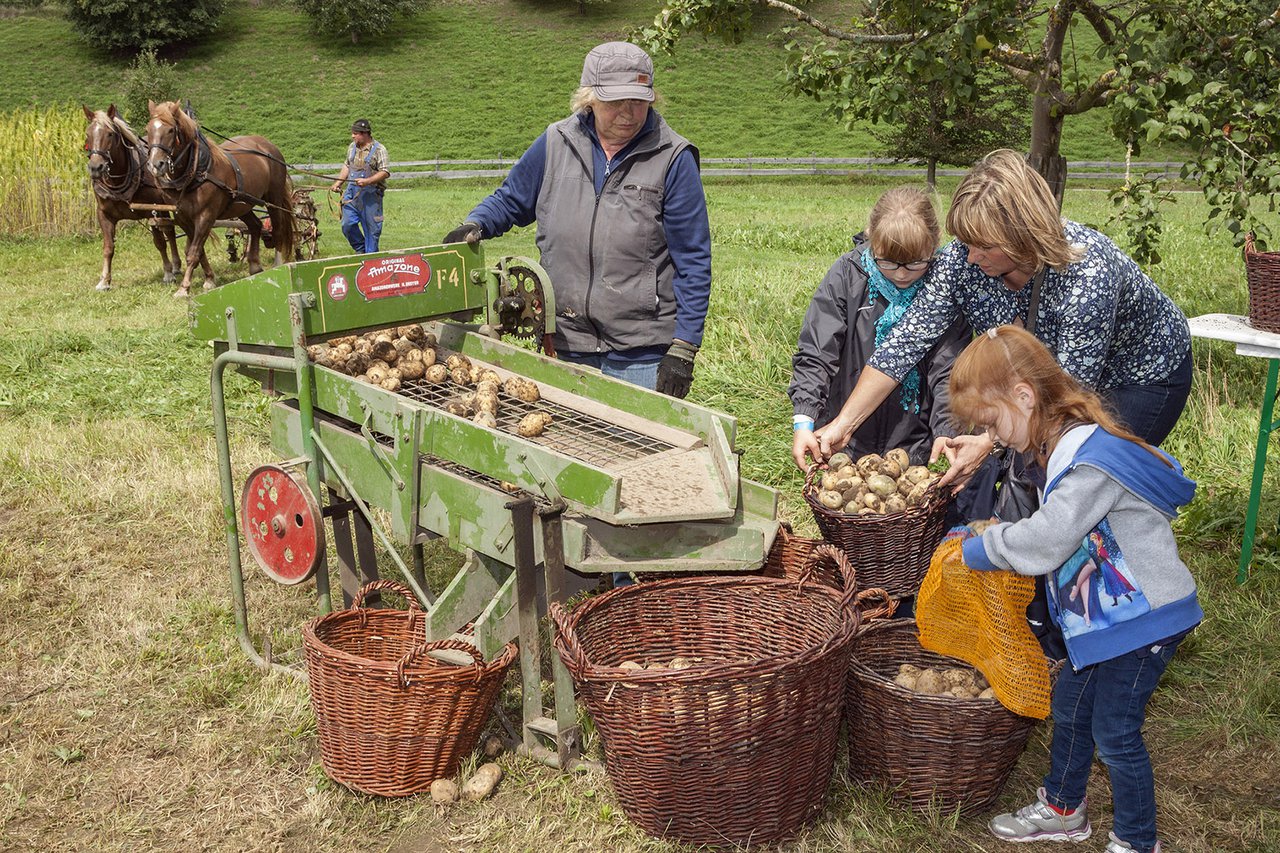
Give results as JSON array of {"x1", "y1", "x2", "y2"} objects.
[{"x1": 875, "y1": 257, "x2": 933, "y2": 272}]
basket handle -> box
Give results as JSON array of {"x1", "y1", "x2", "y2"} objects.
[
  {"x1": 395, "y1": 638, "x2": 486, "y2": 689},
  {"x1": 353, "y1": 579, "x2": 424, "y2": 612},
  {"x1": 548, "y1": 601, "x2": 590, "y2": 678},
  {"x1": 801, "y1": 542, "x2": 852, "y2": 592},
  {"x1": 851, "y1": 587, "x2": 897, "y2": 621}
]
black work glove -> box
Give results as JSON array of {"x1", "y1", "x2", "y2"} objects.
[
  {"x1": 655, "y1": 339, "x2": 698, "y2": 399},
  {"x1": 442, "y1": 221, "x2": 483, "y2": 246}
]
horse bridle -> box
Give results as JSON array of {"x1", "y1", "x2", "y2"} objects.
[
  {"x1": 86, "y1": 119, "x2": 144, "y2": 201},
  {"x1": 148, "y1": 117, "x2": 206, "y2": 190}
]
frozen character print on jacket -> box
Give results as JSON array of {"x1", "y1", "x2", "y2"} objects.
[{"x1": 1052, "y1": 519, "x2": 1149, "y2": 639}]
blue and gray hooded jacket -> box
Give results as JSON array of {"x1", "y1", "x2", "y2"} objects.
[{"x1": 962, "y1": 425, "x2": 1202, "y2": 670}]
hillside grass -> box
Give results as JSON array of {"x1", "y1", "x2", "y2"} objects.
[
  {"x1": 2, "y1": 0, "x2": 1150, "y2": 164},
  {"x1": 0, "y1": 179, "x2": 1277, "y2": 851}
]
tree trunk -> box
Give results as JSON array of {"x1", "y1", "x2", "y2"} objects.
[
  {"x1": 1026, "y1": 91, "x2": 1067, "y2": 208},
  {"x1": 927, "y1": 157, "x2": 937, "y2": 190}
]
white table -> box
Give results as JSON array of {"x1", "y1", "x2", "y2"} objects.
[{"x1": 1188, "y1": 313, "x2": 1280, "y2": 581}]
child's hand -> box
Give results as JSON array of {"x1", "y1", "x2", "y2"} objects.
[{"x1": 792, "y1": 428, "x2": 823, "y2": 471}]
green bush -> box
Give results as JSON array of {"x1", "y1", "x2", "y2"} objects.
[
  {"x1": 118, "y1": 50, "x2": 179, "y2": 127},
  {"x1": 294, "y1": 0, "x2": 426, "y2": 44},
  {"x1": 65, "y1": 0, "x2": 225, "y2": 53}
]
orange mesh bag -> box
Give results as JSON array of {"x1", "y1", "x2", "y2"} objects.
[{"x1": 916, "y1": 537, "x2": 1052, "y2": 719}]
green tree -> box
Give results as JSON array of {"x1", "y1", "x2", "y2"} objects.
[
  {"x1": 874, "y1": 75, "x2": 1029, "y2": 189},
  {"x1": 295, "y1": 0, "x2": 427, "y2": 44},
  {"x1": 119, "y1": 50, "x2": 180, "y2": 128},
  {"x1": 66, "y1": 0, "x2": 225, "y2": 53},
  {"x1": 636, "y1": 0, "x2": 1280, "y2": 257}
]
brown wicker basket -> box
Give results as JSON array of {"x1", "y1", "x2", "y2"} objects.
[
  {"x1": 1245, "y1": 233, "x2": 1280, "y2": 334},
  {"x1": 802, "y1": 466, "x2": 953, "y2": 597},
  {"x1": 550, "y1": 574, "x2": 870, "y2": 847},
  {"x1": 302, "y1": 579, "x2": 517, "y2": 797},
  {"x1": 760, "y1": 521, "x2": 837, "y2": 587},
  {"x1": 844, "y1": 618, "x2": 1045, "y2": 815}
]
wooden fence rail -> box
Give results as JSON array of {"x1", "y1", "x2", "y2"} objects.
[{"x1": 293, "y1": 156, "x2": 1183, "y2": 183}]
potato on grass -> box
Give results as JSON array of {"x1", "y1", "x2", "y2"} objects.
[
  {"x1": 430, "y1": 779, "x2": 459, "y2": 805},
  {"x1": 462, "y1": 762, "x2": 503, "y2": 801}
]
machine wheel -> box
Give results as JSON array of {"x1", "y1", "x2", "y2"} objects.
[{"x1": 241, "y1": 464, "x2": 324, "y2": 585}]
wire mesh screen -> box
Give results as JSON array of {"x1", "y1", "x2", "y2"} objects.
[{"x1": 397, "y1": 374, "x2": 673, "y2": 469}]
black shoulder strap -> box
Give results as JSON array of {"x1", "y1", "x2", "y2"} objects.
[{"x1": 1025, "y1": 267, "x2": 1048, "y2": 334}]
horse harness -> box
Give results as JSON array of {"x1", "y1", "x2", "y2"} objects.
[
  {"x1": 86, "y1": 120, "x2": 146, "y2": 202},
  {"x1": 151, "y1": 127, "x2": 274, "y2": 212}
]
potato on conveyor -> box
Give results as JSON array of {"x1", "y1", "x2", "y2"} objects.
[
  {"x1": 516, "y1": 412, "x2": 553, "y2": 437},
  {"x1": 503, "y1": 377, "x2": 541, "y2": 403},
  {"x1": 446, "y1": 400, "x2": 474, "y2": 417},
  {"x1": 425, "y1": 364, "x2": 448, "y2": 384},
  {"x1": 445, "y1": 354, "x2": 471, "y2": 372},
  {"x1": 473, "y1": 411, "x2": 497, "y2": 429},
  {"x1": 449, "y1": 366, "x2": 472, "y2": 386},
  {"x1": 398, "y1": 359, "x2": 425, "y2": 380},
  {"x1": 379, "y1": 376, "x2": 401, "y2": 392}
]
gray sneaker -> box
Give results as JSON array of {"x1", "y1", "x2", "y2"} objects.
[
  {"x1": 989, "y1": 786, "x2": 1092, "y2": 843},
  {"x1": 1104, "y1": 831, "x2": 1161, "y2": 853}
]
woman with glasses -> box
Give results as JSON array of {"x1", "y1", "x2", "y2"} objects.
[
  {"x1": 790, "y1": 187, "x2": 970, "y2": 470},
  {"x1": 810, "y1": 151, "x2": 1191, "y2": 495}
]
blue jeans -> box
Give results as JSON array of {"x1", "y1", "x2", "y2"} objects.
[
  {"x1": 557, "y1": 350, "x2": 660, "y2": 390},
  {"x1": 558, "y1": 350, "x2": 660, "y2": 588},
  {"x1": 1042, "y1": 635, "x2": 1183, "y2": 853},
  {"x1": 1102, "y1": 347, "x2": 1192, "y2": 446},
  {"x1": 341, "y1": 188, "x2": 383, "y2": 253}
]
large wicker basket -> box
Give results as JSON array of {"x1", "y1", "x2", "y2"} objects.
[
  {"x1": 302, "y1": 580, "x2": 517, "y2": 797},
  {"x1": 760, "y1": 521, "x2": 839, "y2": 588},
  {"x1": 844, "y1": 618, "x2": 1044, "y2": 815},
  {"x1": 550, "y1": 574, "x2": 878, "y2": 847},
  {"x1": 803, "y1": 466, "x2": 952, "y2": 597},
  {"x1": 1245, "y1": 233, "x2": 1280, "y2": 334}
]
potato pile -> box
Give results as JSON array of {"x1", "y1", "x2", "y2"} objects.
[
  {"x1": 306, "y1": 325, "x2": 437, "y2": 393},
  {"x1": 892, "y1": 663, "x2": 995, "y2": 699},
  {"x1": 306, "y1": 327, "x2": 555, "y2": 435},
  {"x1": 813, "y1": 448, "x2": 943, "y2": 516}
]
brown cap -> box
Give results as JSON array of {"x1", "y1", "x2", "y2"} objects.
[
  {"x1": 580, "y1": 42, "x2": 655, "y2": 102},
  {"x1": 351, "y1": 118, "x2": 372, "y2": 134}
]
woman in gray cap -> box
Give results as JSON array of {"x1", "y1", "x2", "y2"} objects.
[
  {"x1": 443, "y1": 42, "x2": 711, "y2": 400},
  {"x1": 330, "y1": 118, "x2": 389, "y2": 253}
]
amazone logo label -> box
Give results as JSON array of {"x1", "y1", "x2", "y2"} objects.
[{"x1": 356, "y1": 254, "x2": 432, "y2": 300}]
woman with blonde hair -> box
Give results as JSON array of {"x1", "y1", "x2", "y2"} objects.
[{"x1": 806, "y1": 150, "x2": 1191, "y2": 495}]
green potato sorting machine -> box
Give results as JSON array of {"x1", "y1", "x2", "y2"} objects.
[{"x1": 191, "y1": 242, "x2": 780, "y2": 770}]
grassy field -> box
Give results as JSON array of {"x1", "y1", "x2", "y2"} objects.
[
  {"x1": 0, "y1": 178, "x2": 1278, "y2": 852},
  {"x1": 0, "y1": 0, "x2": 1148, "y2": 165}
]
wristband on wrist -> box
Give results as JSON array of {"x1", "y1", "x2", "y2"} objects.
[{"x1": 792, "y1": 416, "x2": 815, "y2": 432}]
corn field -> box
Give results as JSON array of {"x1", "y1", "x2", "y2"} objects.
[{"x1": 0, "y1": 104, "x2": 96, "y2": 238}]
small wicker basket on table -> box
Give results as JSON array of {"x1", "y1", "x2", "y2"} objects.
[
  {"x1": 802, "y1": 466, "x2": 953, "y2": 599},
  {"x1": 1245, "y1": 233, "x2": 1280, "y2": 334},
  {"x1": 302, "y1": 580, "x2": 517, "y2": 797},
  {"x1": 844, "y1": 618, "x2": 1046, "y2": 815},
  {"x1": 551, "y1": 572, "x2": 887, "y2": 848}
]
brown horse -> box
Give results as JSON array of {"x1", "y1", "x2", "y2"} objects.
[
  {"x1": 143, "y1": 100, "x2": 295, "y2": 297},
  {"x1": 82, "y1": 104, "x2": 201, "y2": 292}
]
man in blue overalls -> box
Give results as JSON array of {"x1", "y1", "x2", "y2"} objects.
[{"x1": 329, "y1": 118, "x2": 389, "y2": 253}]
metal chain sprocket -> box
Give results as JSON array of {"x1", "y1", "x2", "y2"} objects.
[{"x1": 495, "y1": 258, "x2": 550, "y2": 342}]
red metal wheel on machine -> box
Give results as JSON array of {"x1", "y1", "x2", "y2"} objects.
[{"x1": 241, "y1": 464, "x2": 325, "y2": 585}]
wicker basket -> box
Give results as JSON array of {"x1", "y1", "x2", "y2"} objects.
[
  {"x1": 302, "y1": 580, "x2": 517, "y2": 797},
  {"x1": 550, "y1": 574, "x2": 871, "y2": 847},
  {"x1": 844, "y1": 618, "x2": 1044, "y2": 815},
  {"x1": 760, "y1": 521, "x2": 838, "y2": 587},
  {"x1": 803, "y1": 466, "x2": 953, "y2": 597},
  {"x1": 1245, "y1": 233, "x2": 1280, "y2": 334}
]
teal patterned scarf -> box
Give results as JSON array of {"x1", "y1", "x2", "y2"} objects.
[{"x1": 863, "y1": 247, "x2": 923, "y2": 413}]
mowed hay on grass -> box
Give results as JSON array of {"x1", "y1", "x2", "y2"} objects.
[{"x1": 0, "y1": 184, "x2": 1277, "y2": 851}]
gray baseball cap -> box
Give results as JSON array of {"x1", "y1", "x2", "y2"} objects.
[{"x1": 580, "y1": 42, "x2": 655, "y2": 102}]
